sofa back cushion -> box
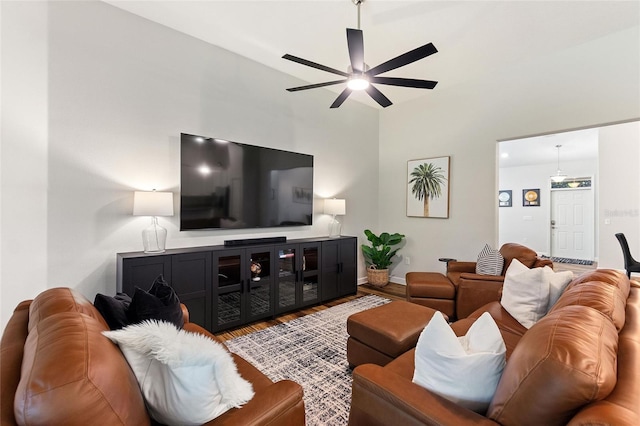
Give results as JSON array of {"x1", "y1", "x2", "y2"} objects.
[
  {"x1": 568, "y1": 269, "x2": 630, "y2": 300},
  {"x1": 27, "y1": 287, "x2": 109, "y2": 332},
  {"x1": 499, "y1": 243, "x2": 538, "y2": 272},
  {"x1": 14, "y1": 288, "x2": 149, "y2": 425},
  {"x1": 550, "y1": 281, "x2": 627, "y2": 332},
  {"x1": 487, "y1": 305, "x2": 618, "y2": 426}
]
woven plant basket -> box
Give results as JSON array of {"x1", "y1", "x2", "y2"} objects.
[{"x1": 367, "y1": 265, "x2": 389, "y2": 288}]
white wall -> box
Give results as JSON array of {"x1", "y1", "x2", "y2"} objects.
[
  {"x1": 499, "y1": 159, "x2": 598, "y2": 254},
  {"x1": 0, "y1": 1, "x2": 379, "y2": 330},
  {"x1": 379, "y1": 26, "x2": 640, "y2": 283},
  {"x1": 598, "y1": 121, "x2": 640, "y2": 269},
  {"x1": 0, "y1": 1, "x2": 50, "y2": 327}
]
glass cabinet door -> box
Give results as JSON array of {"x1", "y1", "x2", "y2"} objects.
[
  {"x1": 276, "y1": 247, "x2": 297, "y2": 313},
  {"x1": 246, "y1": 248, "x2": 273, "y2": 321},
  {"x1": 214, "y1": 252, "x2": 244, "y2": 330},
  {"x1": 301, "y1": 244, "x2": 320, "y2": 305}
]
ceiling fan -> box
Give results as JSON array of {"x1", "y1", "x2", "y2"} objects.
[{"x1": 283, "y1": 0, "x2": 438, "y2": 109}]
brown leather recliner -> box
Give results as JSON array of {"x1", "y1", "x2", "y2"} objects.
[{"x1": 449, "y1": 243, "x2": 552, "y2": 319}]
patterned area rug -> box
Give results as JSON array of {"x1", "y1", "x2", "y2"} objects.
[
  {"x1": 225, "y1": 295, "x2": 391, "y2": 425},
  {"x1": 542, "y1": 255, "x2": 595, "y2": 265}
]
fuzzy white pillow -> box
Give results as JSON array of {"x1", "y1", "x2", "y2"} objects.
[
  {"x1": 544, "y1": 266, "x2": 574, "y2": 311},
  {"x1": 103, "y1": 320, "x2": 254, "y2": 426},
  {"x1": 500, "y1": 259, "x2": 550, "y2": 329},
  {"x1": 413, "y1": 311, "x2": 506, "y2": 413}
]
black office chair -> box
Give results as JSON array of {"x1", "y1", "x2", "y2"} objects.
[{"x1": 615, "y1": 233, "x2": 640, "y2": 278}]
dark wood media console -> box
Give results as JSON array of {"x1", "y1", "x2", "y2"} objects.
[{"x1": 117, "y1": 236, "x2": 357, "y2": 332}]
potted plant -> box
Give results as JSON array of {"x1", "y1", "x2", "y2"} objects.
[{"x1": 361, "y1": 229, "x2": 405, "y2": 287}]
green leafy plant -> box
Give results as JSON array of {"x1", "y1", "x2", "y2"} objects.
[{"x1": 361, "y1": 229, "x2": 406, "y2": 269}]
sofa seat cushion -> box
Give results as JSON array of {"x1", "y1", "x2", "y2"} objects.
[
  {"x1": 487, "y1": 305, "x2": 618, "y2": 426},
  {"x1": 15, "y1": 311, "x2": 149, "y2": 425}
]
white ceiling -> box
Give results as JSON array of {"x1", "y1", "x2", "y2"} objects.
[
  {"x1": 499, "y1": 127, "x2": 599, "y2": 169},
  {"x1": 104, "y1": 0, "x2": 640, "y2": 109}
]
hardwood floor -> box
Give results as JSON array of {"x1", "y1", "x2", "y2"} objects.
[
  {"x1": 215, "y1": 261, "x2": 594, "y2": 342},
  {"x1": 215, "y1": 283, "x2": 406, "y2": 342}
]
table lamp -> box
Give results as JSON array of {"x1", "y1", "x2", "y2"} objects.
[
  {"x1": 324, "y1": 198, "x2": 346, "y2": 238},
  {"x1": 133, "y1": 190, "x2": 174, "y2": 253}
]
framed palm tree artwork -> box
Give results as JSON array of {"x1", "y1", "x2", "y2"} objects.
[{"x1": 407, "y1": 156, "x2": 450, "y2": 218}]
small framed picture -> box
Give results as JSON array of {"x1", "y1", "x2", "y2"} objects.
[
  {"x1": 498, "y1": 190, "x2": 512, "y2": 207},
  {"x1": 523, "y1": 189, "x2": 540, "y2": 207}
]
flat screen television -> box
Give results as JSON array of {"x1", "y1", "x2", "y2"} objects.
[{"x1": 180, "y1": 133, "x2": 314, "y2": 231}]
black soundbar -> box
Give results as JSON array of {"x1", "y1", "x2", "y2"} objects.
[{"x1": 224, "y1": 236, "x2": 287, "y2": 247}]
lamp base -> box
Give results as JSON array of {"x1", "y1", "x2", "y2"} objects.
[
  {"x1": 328, "y1": 216, "x2": 342, "y2": 238},
  {"x1": 142, "y1": 217, "x2": 167, "y2": 253}
]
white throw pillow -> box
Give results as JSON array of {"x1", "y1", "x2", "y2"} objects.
[
  {"x1": 412, "y1": 311, "x2": 506, "y2": 413},
  {"x1": 475, "y1": 244, "x2": 504, "y2": 275},
  {"x1": 500, "y1": 259, "x2": 550, "y2": 329},
  {"x1": 544, "y1": 266, "x2": 574, "y2": 311},
  {"x1": 103, "y1": 320, "x2": 254, "y2": 426}
]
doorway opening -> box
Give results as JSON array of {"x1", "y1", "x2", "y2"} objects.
[{"x1": 498, "y1": 128, "x2": 598, "y2": 264}]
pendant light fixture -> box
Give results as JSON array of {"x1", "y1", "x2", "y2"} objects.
[{"x1": 550, "y1": 144, "x2": 567, "y2": 183}]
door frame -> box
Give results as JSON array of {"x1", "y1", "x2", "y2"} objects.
[{"x1": 549, "y1": 176, "x2": 595, "y2": 260}]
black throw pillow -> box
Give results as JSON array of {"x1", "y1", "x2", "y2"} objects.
[
  {"x1": 127, "y1": 275, "x2": 184, "y2": 328},
  {"x1": 94, "y1": 292, "x2": 132, "y2": 330}
]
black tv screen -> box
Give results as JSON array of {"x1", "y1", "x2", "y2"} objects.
[{"x1": 180, "y1": 133, "x2": 314, "y2": 230}]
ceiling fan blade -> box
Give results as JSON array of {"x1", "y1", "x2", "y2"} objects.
[
  {"x1": 367, "y1": 43, "x2": 438, "y2": 76},
  {"x1": 286, "y1": 79, "x2": 347, "y2": 92},
  {"x1": 346, "y1": 28, "x2": 365, "y2": 72},
  {"x1": 330, "y1": 88, "x2": 353, "y2": 109},
  {"x1": 365, "y1": 85, "x2": 393, "y2": 108},
  {"x1": 370, "y1": 76, "x2": 438, "y2": 89},
  {"x1": 282, "y1": 54, "x2": 349, "y2": 77}
]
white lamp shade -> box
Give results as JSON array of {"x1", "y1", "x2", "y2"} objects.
[
  {"x1": 133, "y1": 191, "x2": 174, "y2": 216},
  {"x1": 324, "y1": 198, "x2": 346, "y2": 215}
]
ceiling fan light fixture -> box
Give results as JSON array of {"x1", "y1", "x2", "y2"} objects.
[{"x1": 347, "y1": 75, "x2": 369, "y2": 90}]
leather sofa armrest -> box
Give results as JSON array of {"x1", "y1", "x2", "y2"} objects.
[
  {"x1": 456, "y1": 277, "x2": 504, "y2": 319},
  {"x1": 446, "y1": 261, "x2": 476, "y2": 274},
  {"x1": 180, "y1": 303, "x2": 190, "y2": 324},
  {"x1": 532, "y1": 258, "x2": 553, "y2": 269},
  {"x1": 458, "y1": 273, "x2": 505, "y2": 282},
  {"x1": 206, "y1": 380, "x2": 305, "y2": 425},
  {"x1": 349, "y1": 364, "x2": 498, "y2": 426}
]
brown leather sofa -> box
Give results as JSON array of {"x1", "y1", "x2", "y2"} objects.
[
  {"x1": 448, "y1": 243, "x2": 552, "y2": 319},
  {"x1": 1, "y1": 288, "x2": 305, "y2": 426},
  {"x1": 349, "y1": 269, "x2": 640, "y2": 426}
]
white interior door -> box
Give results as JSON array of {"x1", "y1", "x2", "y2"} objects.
[{"x1": 550, "y1": 188, "x2": 594, "y2": 260}]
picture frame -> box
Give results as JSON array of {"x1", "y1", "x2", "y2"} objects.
[
  {"x1": 292, "y1": 187, "x2": 312, "y2": 204},
  {"x1": 498, "y1": 190, "x2": 512, "y2": 207},
  {"x1": 407, "y1": 156, "x2": 450, "y2": 218},
  {"x1": 523, "y1": 188, "x2": 540, "y2": 206}
]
